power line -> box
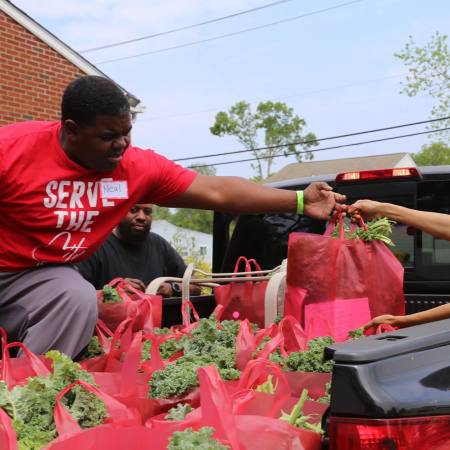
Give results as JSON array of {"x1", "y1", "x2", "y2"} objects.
[
  {"x1": 144, "y1": 73, "x2": 404, "y2": 122},
  {"x1": 80, "y1": 0, "x2": 293, "y2": 53},
  {"x1": 187, "y1": 127, "x2": 450, "y2": 169},
  {"x1": 95, "y1": 0, "x2": 363, "y2": 65},
  {"x1": 174, "y1": 116, "x2": 450, "y2": 162}
]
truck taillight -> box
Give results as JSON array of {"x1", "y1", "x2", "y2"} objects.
[
  {"x1": 335, "y1": 167, "x2": 420, "y2": 184},
  {"x1": 329, "y1": 416, "x2": 450, "y2": 450}
]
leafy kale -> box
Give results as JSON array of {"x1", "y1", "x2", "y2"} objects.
[
  {"x1": 0, "y1": 351, "x2": 107, "y2": 450},
  {"x1": 149, "y1": 317, "x2": 240, "y2": 399},
  {"x1": 347, "y1": 327, "x2": 365, "y2": 340},
  {"x1": 101, "y1": 285, "x2": 122, "y2": 303},
  {"x1": 78, "y1": 336, "x2": 104, "y2": 361},
  {"x1": 286, "y1": 336, "x2": 334, "y2": 373},
  {"x1": 168, "y1": 427, "x2": 230, "y2": 450},
  {"x1": 165, "y1": 403, "x2": 194, "y2": 421}
]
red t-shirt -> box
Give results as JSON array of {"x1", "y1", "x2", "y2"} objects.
[{"x1": 0, "y1": 121, "x2": 197, "y2": 270}]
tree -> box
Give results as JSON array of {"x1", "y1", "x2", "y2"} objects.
[
  {"x1": 412, "y1": 141, "x2": 450, "y2": 166},
  {"x1": 210, "y1": 101, "x2": 317, "y2": 180},
  {"x1": 395, "y1": 32, "x2": 450, "y2": 138}
]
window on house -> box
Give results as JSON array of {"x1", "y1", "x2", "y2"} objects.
[{"x1": 199, "y1": 245, "x2": 207, "y2": 256}]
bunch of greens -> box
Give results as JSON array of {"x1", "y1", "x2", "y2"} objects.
[
  {"x1": 165, "y1": 403, "x2": 194, "y2": 421},
  {"x1": 286, "y1": 336, "x2": 334, "y2": 373},
  {"x1": 168, "y1": 427, "x2": 230, "y2": 450},
  {"x1": 142, "y1": 327, "x2": 184, "y2": 361},
  {"x1": 149, "y1": 316, "x2": 240, "y2": 399},
  {"x1": 78, "y1": 336, "x2": 104, "y2": 360},
  {"x1": 0, "y1": 351, "x2": 107, "y2": 450},
  {"x1": 347, "y1": 327, "x2": 365, "y2": 340},
  {"x1": 101, "y1": 285, "x2": 122, "y2": 303},
  {"x1": 280, "y1": 389, "x2": 323, "y2": 434},
  {"x1": 331, "y1": 217, "x2": 395, "y2": 246},
  {"x1": 316, "y1": 382, "x2": 331, "y2": 404}
]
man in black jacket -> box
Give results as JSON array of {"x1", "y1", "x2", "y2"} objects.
[{"x1": 78, "y1": 203, "x2": 193, "y2": 296}]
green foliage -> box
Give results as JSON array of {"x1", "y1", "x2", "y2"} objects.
[
  {"x1": 347, "y1": 327, "x2": 365, "y2": 340},
  {"x1": 331, "y1": 217, "x2": 395, "y2": 246},
  {"x1": 78, "y1": 336, "x2": 104, "y2": 361},
  {"x1": 0, "y1": 351, "x2": 107, "y2": 450},
  {"x1": 280, "y1": 389, "x2": 323, "y2": 434},
  {"x1": 316, "y1": 382, "x2": 331, "y2": 404},
  {"x1": 210, "y1": 100, "x2": 317, "y2": 179},
  {"x1": 413, "y1": 142, "x2": 450, "y2": 166},
  {"x1": 168, "y1": 427, "x2": 230, "y2": 450},
  {"x1": 287, "y1": 337, "x2": 334, "y2": 373},
  {"x1": 395, "y1": 32, "x2": 450, "y2": 138},
  {"x1": 100, "y1": 285, "x2": 122, "y2": 303},
  {"x1": 165, "y1": 403, "x2": 194, "y2": 421},
  {"x1": 149, "y1": 317, "x2": 240, "y2": 399}
]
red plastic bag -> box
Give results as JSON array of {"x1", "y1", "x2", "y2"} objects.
[
  {"x1": 199, "y1": 365, "x2": 322, "y2": 450},
  {"x1": 91, "y1": 331, "x2": 162, "y2": 421},
  {"x1": 214, "y1": 257, "x2": 268, "y2": 328},
  {"x1": 97, "y1": 278, "x2": 162, "y2": 332},
  {"x1": 1, "y1": 341, "x2": 52, "y2": 388},
  {"x1": 285, "y1": 217, "x2": 405, "y2": 340},
  {"x1": 43, "y1": 380, "x2": 160, "y2": 450}
]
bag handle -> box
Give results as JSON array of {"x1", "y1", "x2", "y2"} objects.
[
  {"x1": 53, "y1": 380, "x2": 137, "y2": 438},
  {"x1": 0, "y1": 408, "x2": 18, "y2": 450},
  {"x1": 198, "y1": 366, "x2": 241, "y2": 450},
  {"x1": 235, "y1": 320, "x2": 256, "y2": 371},
  {"x1": 181, "y1": 300, "x2": 200, "y2": 328},
  {"x1": 278, "y1": 315, "x2": 307, "y2": 353},
  {"x1": 237, "y1": 359, "x2": 291, "y2": 417},
  {"x1": 104, "y1": 318, "x2": 134, "y2": 371},
  {"x1": 2, "y1": 342, "x2": 51, "y2": 389}
]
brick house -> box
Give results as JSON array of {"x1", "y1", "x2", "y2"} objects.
[{"x1": 0, "y1": 0, "x2": 140, "y2": 125}]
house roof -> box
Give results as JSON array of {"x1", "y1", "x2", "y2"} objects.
[
  {"x1": 264, "y1": 153, "x2": 416, "y2": 184},
  {"x1": 0, "y1": 0, "x2": 143, "y2": 111}
]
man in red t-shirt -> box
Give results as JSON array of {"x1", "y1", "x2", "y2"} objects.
[{"x1": 0, "y1": 75, "x2": 345, "y2": 358}]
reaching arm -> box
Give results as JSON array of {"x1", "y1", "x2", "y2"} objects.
[
  {"x1": 364, "y1": 303, "x2": 450, "y2": 330},
  {"x1": 351, "y1": 200, "x2": 450, "y2": 241},
  {"x1": 165, "y1": 175, "x2": 346, "y2": 220}
]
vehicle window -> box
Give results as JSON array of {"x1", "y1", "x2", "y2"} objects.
[
  {"x1": 390, "y1": 224, "x2": 414, "y2": 267},
  {"x1": 221, "y1": 213, "x2": 326, "y2": 271},
  {"x1": 418, "y1": 180, "x2": 450, "y2": 268}
]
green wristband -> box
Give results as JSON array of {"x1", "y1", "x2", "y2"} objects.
[{"x1": 296, "y1": 190, "x2": 304, "y2": 215}]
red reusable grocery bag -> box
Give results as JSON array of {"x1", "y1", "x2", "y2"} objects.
[
  {"x1": 285, "y1": 215, "x2": 405, "y2": 340},
  {"x1": 214, "y1": 257, "x2": 268, "y2": 328},
  {"x1": 1, "y1": 341, "x2": 53, "y2": 388},
  {"x1": 43, "y1": 380, "x2": 154, "y2": 450},
  {"x1": 97, "y1": 278, "x2": 162, "y2": 332}
]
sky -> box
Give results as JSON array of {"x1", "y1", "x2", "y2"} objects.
[{"x1": 11, "y1": 0, "x2": 450, "y2": 178}]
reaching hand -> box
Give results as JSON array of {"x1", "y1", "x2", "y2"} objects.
[
  {"x1": 349, "y1": 199, "x2": 384, "y2": 222},
  {"x1": 304, "y1": 182, "x2": 346, "y2": 220},
  {"x1": 363, "y1": 314, "x2": 404, "y2": 331},
  {"x1": 124, "y1": 277, "x2": 146, "y2": 292},
  {"x1": 157, "y1": 282, "x2": 174, "y2": 297}
]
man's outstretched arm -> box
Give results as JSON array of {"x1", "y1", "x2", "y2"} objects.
[{"x1": 164, "y1": 175, "x2": 345, "y2": 220}]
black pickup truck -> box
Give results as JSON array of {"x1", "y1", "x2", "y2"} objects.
[{"x1": 210, "y1": 164, "x2": 450, "y2": 449}]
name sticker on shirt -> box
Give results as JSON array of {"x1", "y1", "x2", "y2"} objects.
[{"x1": 100, "y1": 181, "x2": 128, "y2": 199}]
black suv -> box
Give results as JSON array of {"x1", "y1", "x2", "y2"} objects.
[{"x1": 213, "y1": 165, "x2": 450, "y2": 315}]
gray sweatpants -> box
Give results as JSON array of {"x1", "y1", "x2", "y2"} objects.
[{"x1": 0, "y1": 265, "x2": 97, "y2": 358}]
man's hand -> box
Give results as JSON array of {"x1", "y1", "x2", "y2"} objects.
[
  {"x1": 157, "y1": 282, "x2": 174, "y2": 298},
  {"x1": 124, "y1": 277, "x2": 146, "y2": 292},
  {"x1": 304, "y1": 182, "x2": 346, "y2": 220},
  {"x1": 348, "y1": 199, "x2": 384, "y2": 222}
]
